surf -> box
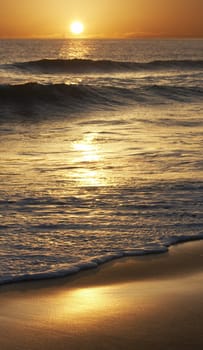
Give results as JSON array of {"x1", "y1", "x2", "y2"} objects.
[{"x1": 6, "y1": 58, "x2": 203, "y2": 74}]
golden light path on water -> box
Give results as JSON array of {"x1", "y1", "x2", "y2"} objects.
[
  {"x1": 72, "y1": 134, "x2": 100, "y2": 163},
  {"x1": 69, "y1": 133, "x2": 110, "y2": 187},
  {"x1": 59, "y1": 39, "x2": 91, "y2": 59}
]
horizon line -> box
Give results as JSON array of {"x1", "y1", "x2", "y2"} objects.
[{"x1": 0, "y1": 35, "x2": 203, "y2": 40}]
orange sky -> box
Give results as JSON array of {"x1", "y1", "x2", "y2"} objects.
[{"x1": 0, "y1": 0, "x2": 203, "y2": 38}]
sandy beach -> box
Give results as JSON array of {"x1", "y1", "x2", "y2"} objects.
[{"x1": 0, "y1": 240, "x2": 203, "y2": 350}]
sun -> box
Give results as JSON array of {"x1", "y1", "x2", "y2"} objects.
[{"x1": 70, "y1": 21, "x2": 84, "y2": 35}]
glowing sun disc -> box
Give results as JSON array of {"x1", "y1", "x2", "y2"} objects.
[{"x1": 70, "y1": 21, "x2": 84, "y2": 35}]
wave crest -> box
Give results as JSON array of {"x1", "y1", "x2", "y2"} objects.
[
  {"x1": 0, "y1": 82, "x2": 202, "y2": 116},
  {"x1": 13, "y1": 58, "x2": 203, "y2": 74}
]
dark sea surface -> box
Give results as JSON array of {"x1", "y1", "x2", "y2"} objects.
[{"x1": 0, "y1": 39, "x2": 203, "y2": 284}]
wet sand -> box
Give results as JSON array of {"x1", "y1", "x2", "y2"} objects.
[{"x1": 1, "y1": 240, "x2": 203, "y2": 350}]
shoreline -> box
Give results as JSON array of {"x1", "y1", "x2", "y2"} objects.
[
  {"x1": 1, "y1": 236, "x2": 203, "y2": 289},
  {"x1": 1, "y1": 240, "x2": 203, "y2": 349}
]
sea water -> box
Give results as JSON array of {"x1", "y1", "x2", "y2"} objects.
[{"x1": 0, "y1": 39, "x2": 203, "y2": 284}]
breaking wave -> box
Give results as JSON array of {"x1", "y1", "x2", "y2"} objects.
[
  {"x1": 1, "y1": 233, "x2": 203, "y2": 285},
  {"x1": 0, "y1": 82, "x2": 202, "y2": 115},
  {"x1": 11, "y1": 58, "x2": 203, "y2": 74}
]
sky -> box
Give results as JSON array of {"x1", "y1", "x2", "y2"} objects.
[{"x1": 0, "y1": 0, "x2": 203, "y2": 39}]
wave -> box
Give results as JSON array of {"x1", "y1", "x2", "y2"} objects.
[
  {"x1": 0, "y1": 82, "x2": 202, "y2": 115},
  {"x1": 1, "y1": 233, "x2": 203, "y2": 285},
  {"x1": 12, "y1": 58, "x2": 203, "y2": 74}
]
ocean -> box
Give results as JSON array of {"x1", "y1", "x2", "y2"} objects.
[{"x1": 0, "y1": 38, "x2": 203, "y2": 285}]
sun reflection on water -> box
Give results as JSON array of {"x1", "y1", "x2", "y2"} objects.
[
  {"x1": 70, "y1": 133, "x2": 109, "y2": 187},
  {"x1": 72, "y1": 133, "x2": 101, "y2": 163},
  {"x1": 73, "y1": 168, "x2": 107, "y2": 187},
  {"x1": 59, "y1": 39, "x2": 91, "y2": 60}
]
